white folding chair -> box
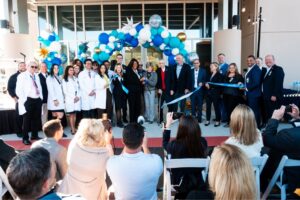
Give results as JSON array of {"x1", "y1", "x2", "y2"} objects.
[
  {"x1": 163, "y1": 157, "x2": 210, "y2": 200},
  {"x1": 251, "y1": 154, "x2": 269, "y2": 200},
  {"x1": 262, "y1": 155, "x2": 300, "y2": 200},
  {"x1": 0, "y1": 166, "x2": 17, "y2": 200}
]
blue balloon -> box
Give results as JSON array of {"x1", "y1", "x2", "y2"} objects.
[
  {"x1": 131, "y1": 38, "x2": 139, "y2": 47},
  {"x1": 180, "y1": 49, "x2": 188, "y2": 57},
  {"x1": 48, "y1": 52, "x2": 56, "y2": 59},
  {"x1": 136, "y1": 23, "x2": 144, "y2": 32},
  {"x1": 163, "y1": 48, "x2": 172, "y2": 56},
  {"x1": 125, "y1": 33, "x2": 133, "y2": 42},
  {"x1": 142, "y1": 42, "x2": 151, "y2": 48},
  {"x1": 118, "y1": 32, "x2": 125, "y2": 40},
  {"x1": 99, "y1": 52, "x2": 110, "y2": 61},
  {"x1": 168, "y1": 55, "x2": 176, "y2": 65},
  {"x1": 153, "y1": 35, "x2": 164, "y2": 47},
  {"x1": 111, "y1": 30, "x2": 119, "y2": 37},
  {"x1": 169, "y1": 37, "x2": 181, "y2": 48},
  {"x1": 151, "y1": 28, "x2": 158, "y2": 36},
  {"x1": 98, "y1": 33, "x2": 109, "y2": 44},
  {"x1": 157, "y1": 27, "x2": 164, "y2": 34},
  {"x1": 179, "y1": 42, "x2": 185, "y2": 50},
  {"x1": 163, "y1": 37, "x2": 170, "y2": 45},
  {"x1": 38, "y1": 36, "x2": 50, "y2": 47},
  {"x1": 48, "y1": 35, "x2": 56, "y2": 42},
  {"x1": 115, "y1": 43, "x2": 123, "y2": 51},
  {"x1": 52, "y1": 57, "x2": 62, "y2": 65},
  {"x1": 93, "y1": 53, "x2": 99, "y2": 61}
]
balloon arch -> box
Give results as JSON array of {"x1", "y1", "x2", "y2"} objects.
[{"x1": 35, "y1": 15, "x2": 198, "y2": 72}]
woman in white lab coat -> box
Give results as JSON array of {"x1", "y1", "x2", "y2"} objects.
[
  {"x1": 46, "y1": 64, "x2": 65, "y2": 120},
  {"x1": 62, "y1": 65, "x2": 81, "y2": 134},
  {"x1": 94, "y1": 64, "x2": 108, "y2": 119}
]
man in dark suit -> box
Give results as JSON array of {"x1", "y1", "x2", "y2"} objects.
[
  {"x1": 172, "y1": 54, "x2": 191, "y2": 112},
  {"x1": 261, "y1": 105, "x2": 300, "y2": 193},
  {"x1": 189, "y1": 59, "x2": 207, "y2": 123},
  {"x1": 156, "y1": 59, "x2": 174, "y2": 123},
  {"x1": 38, "y1": 62, "x2": 48, "y2": 125},
  {"x1": 218, "y1": 53, "x2": 229, "y2": 123},
  {"x1": 7, "y1": 62, "x2": 26, "y2": 137},
  {"x1": 262, "y1": 54, "x2": 285, "y2": 120},
  {"x1": 245, "y1": 55, "x2": 262, "y2": 126}
]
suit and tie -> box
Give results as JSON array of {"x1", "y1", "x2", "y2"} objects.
[
  {"x1": 262, "y1": 65, "x2": 285, "y2": 120},
  {"x1": 189, "y1": 67, "x2": 207, "y2": 121},
  {"x1": 245, "y1": 64, "x2": 262, "y2": 126}
]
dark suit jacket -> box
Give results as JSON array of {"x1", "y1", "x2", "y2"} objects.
[
  {"x1": 189, "y1": 67, "x2": 207, "y2": 91},
  {"x1": 172, "y1": 63, "x2": 191, "y2": 94},
  {"x1": 207, "y1": 72, "x2": 224, "y2": 96},
  {"x1": 39, "y1": 73, "x2": 48, "y2": 103},
  {"x1": 262, "y1": 119, "x2": 300, "y2": 190},
  {"x1": 223, "y1": 74, "x2": 244, "y2": 96},
  {"x1": 7, "y1": 71, "x2": 20, "y2": 98},
  {"x1": 245, "y1": 65, "x2": 262, "y2": 98},
  {"x1": 262, "y1": 65, "x2": 285, "y2": 100},
  {"x1": 123, "y1": 67, "x2": 143, "y2": 94},
  {"x1": 156, "y1": 66, "x2": 174, "y2": 93},
  {"x1": 0, "y1": 139, "x2": 17, "y2": 171}
]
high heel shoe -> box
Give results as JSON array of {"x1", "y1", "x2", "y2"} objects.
[{"x1": 204, "y1": 121, "x2": 210, "y2": 126}]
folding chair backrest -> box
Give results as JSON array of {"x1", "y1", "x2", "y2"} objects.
[
  {"x1": 251, "y1": 154, "x2": 269, "y2": 200},
  {"x1": 0, "y1": 166, "x2": 17, "y2": 200}
]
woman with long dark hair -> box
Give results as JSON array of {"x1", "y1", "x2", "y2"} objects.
[
  {"x1": 123, "y1": 58, "x2": 144, "y2": 122},
  {"x1": 163, "y1": 113, "x2": 208, "y2": 199},
  {"x1": 62, "y1": 65, "x2": 81, "y2": 134},
  {"x1": 95, "y1": 64, "x2": 109, "y2": 119},
  {"x1": 46, "y1": 64, "x2": 65, "y2": 121}
]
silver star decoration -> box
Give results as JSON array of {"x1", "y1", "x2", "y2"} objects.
[{"x1": 122, "y1": 16, "x2": 140, "y2": 33}]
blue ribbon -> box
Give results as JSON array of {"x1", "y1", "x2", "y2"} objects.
[
  {"x1": 161, "y1": 87, "x2": 202, "y2": 108},
  {"x1": 207, "y1": 82, "x2": 245, "y2": 88},
  {"x1": 112, "y1": 74, "x2": 129, "y2": 94}
]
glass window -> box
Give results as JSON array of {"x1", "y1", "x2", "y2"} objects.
[
  {"x1": 213, "y1": 3, "x2": 219, "y2": 33},
  {"x1": 76, "y1": 5, "x2": 85, "y2": 41},
  {"x1": 57, "y1": 6, "x2": 75, "y2": 41},
  {"x1": 144, "y1": 4, "x2": 166, "y2": 26},
  {"x1": 185, "y1": 3, "x2": 204, "y2": 38},
  {"x1": 168, "y1": 4, "x2": 183, "y2": 30},
  {"x1": 84, "y1": 5, "x2": 101, "y2": 41},
  {"x1": 48, "y1": 6, "x2": 55, "y2": 30},
  {"x1": 121, "y1": 4, "x2": 142, "y2": 25},
  {"x1": 103, "y1": 5, "x2": 119, "y2": 30},
  {"x1": 205, "y1": 3, "x2": 212, "y2": 38},
  {"x1": 125, "y1": 46, "x2": 142, "y2": 66},
  {"x1": 38, "y1": 6, "x2": 46, "y2": 34}
]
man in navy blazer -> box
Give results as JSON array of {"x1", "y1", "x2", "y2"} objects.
[
  {"x1": 172, "y1": 54, "x2": 191, "y2": 112},
  {"x1": 262, "y1": 55, "x2": 285, "y2": 120},
  {"x1": 245, "y1": 55, "x2": 262, "y2": 126},
  {"x1": 189, "y1": 59, "x2": 207, "y2": 122},
  {"x1": 218, "y1": 53, "x2": 229, "y2": 122}
]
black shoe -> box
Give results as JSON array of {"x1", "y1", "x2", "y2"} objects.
[
  {"x1": 31, "y1": 136, "x2": 42, "y2": 140},
  {"x1": 123, "y1": 119, "x2": 128, "y2": 123},
  {"x1": 22, "y1": 139, "x2": 31, "y2": 145},
  {"x1": 16, "y1": 133, "x2": 23, "y2": 138},
  {"x1": 63, "y1": 133, "x2": 68, "y2": 138},
  {"x1": 117, "y1": 123, "x2": 124, "y2": 128},
  {"x1": 205, "y1": 121, "x2": 210, "y2": 126},
  {"x1": 223, "y1": 123, "x2": 229, "y2": 127},
  {"x1": 198, "y1": 119, "x2": 202, "y2": 123},
  {"x1": 214, "y1": 122, "x2": 221, "y2": 127}
]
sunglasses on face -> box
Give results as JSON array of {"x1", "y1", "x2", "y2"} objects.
[{"x1": 31, "y1": 66, "x2": 38, "y2": 69}]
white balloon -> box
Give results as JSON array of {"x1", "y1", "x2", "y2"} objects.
[
  {"x1": 49, "y1": 41, "x2": 61, "y2": 52},
  {"x1": 129, "y1": 28, "x2": 137, "y2": 36},
  {"x1": 100, "y1": 44, "x2": 106, "y2": 51},
  {"x1": 41, "y1": 30, "x2": 50, "y2": 39},
  {"x1": 172, "y1": 48, "x2": 180, "y2": 56},
  {"x1": 108, "y1": 42, "x2": 115, "y2": 50},
  {"x1": 80, "y1": 53, "x2": 87, "y2": 58},
  {"x1": 109, "y1": 36, "x2": 116, "y2": 43},
  {"x1": 105, "y1": 49, "x2": 110, "y2": 54},
  {"x1": 150, "y1": 42, "x2": 154, "y2": 46},
  {"x1": 161, "y1": 30, "x2": 169, "y2": 38},
  {"x1": 159, "y1": 44, "x2": 166, "y2": 50},
  {"x1": 138, "y1": 28, "x2": 151, "y2": 41},
  {"x1": 144, "y1": 24, "x2": 151, "y2": 30}
]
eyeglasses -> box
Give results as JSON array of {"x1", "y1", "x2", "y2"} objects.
[{"x1": 31, "y1": 66, "x2": 38, "y2": 69}]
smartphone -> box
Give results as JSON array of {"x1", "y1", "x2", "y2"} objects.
[
  {"x1": 285, "y1": 105, "x2": 292, "y2": 114},
  {"x1": 172, "y1": 112, "x2": 184, "y2": 120}
]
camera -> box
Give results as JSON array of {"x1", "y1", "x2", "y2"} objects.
[
  {"x1": 172, "y1": 112, "x2": 184, "y2": 120},
  {"x1": 285, "y1": 105, "x2": 293, "y2": 114}
]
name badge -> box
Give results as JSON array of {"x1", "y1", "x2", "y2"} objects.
[
  {"x1": 269, "y1": 71, "x2": 272, "y2": 76},
  {"x1": 246, "y1": 78, "x2": 249, "y2": 83}
]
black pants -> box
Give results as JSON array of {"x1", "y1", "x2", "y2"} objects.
[
  {"x1": 173, "y1": 92, "x2": 186, "y2": 112},
  {"x1": 128, "y1": 92, "x2": 141, "y2": 123},
  {"x1": 223, "y1": 94, "x2": 241, "y2": 122},
  {"x1": 22, "y1": 97, "x2": 42, "y2": 140},
  {"x1": 159, "y1": 90, "x2": 173, "y2": 123},
  {"x1": 191, "y1": 90, "x2": 204, "y2": 121},
  {"x1": 15, "y1": 103, "x2": 23, "y2": 134},
  {"x1": 106, "y1": 89, "x2": 113, "y2": 120},
  {"x1": 247, "y1": 96, "x2": 261, "y2": 127},
  {"x1": 82, "y1": 109, "x2": 96, "y2": 119},
  {"x1": 263, "y1": 98, "x2": 280, "y2": 121},
  {"x1": 206, "y1": 94, "x2": 221, "y2": 121}
]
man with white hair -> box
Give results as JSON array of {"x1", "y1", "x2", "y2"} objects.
[
  {"x1": 16, "y1": 61, "x2": 43, "y2": 145},
  {"x1": 262, "y1": 54, "x2": 285, "y2": 120}
]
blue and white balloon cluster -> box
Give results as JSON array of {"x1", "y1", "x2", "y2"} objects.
[
  {"x1": 93, "y1": 15, "x2": 190, "y2": 65},
  {"x1": 36, "y1": 30, "x2": 67, "y2": 74},
  {"x1": 78, "y1": 42, "x2": 89, "y2": 63}
]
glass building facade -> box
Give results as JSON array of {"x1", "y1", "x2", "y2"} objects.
[{"x1": 37, "y1": 1, "x2": 218, "y2": 64}]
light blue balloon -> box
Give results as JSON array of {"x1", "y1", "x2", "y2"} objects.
[
  {"x1": 163, "y1": 37, "x2": 170, "y2": 45},
  {"x1": 179, "y1": 42, "x2": 185, "y2": 50},
  {"x1": 157, "y1": 27, "x2": 164, "y2": 34},
  {"x1": 169, "y1": 37, "x2": 181, "y2": 48},
  {"x1": 151, "y1": 28, "x2": 158, "y2": 36},
  {"x1": 142, "y1": 42, "x2": 151, "y2": 48},
  {"x1": 111, "y1": 30, "x2": 119, "y2": 37},
  {"x1": 99, "y1": 52, "x2": 110, "y2": 61},
  {"x1": 118, "y1": 32, "x2": 125, "y2": 40}
]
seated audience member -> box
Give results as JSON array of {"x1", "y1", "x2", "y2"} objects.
[
  {"x1": 107, "y1": 123, "x2": 163, "y2": 200},
  {"x1": 163, "y1": 113, "x2": 208, "y2": 199},
  {"x1": 187, "y1": 144, "x2": 256, "y2": 199},
  {"x1": 225, "y1": 104, "x2": 263, "y2": 158},
  {"x1": 261, "y1": 105, "x2": 300, "y2": 193},
  {"x1": 31, "y1": 119, "x2": 68, "y2": 180},
  {"x1": 0, "y1": 139, "x2": 17, "y2": 171},
  {"x1": 58, "y1": 119, "x2": 113, "y2": 200},
  {"x1": 6, "y1": 147, "x2": 83, "y2": 200}
]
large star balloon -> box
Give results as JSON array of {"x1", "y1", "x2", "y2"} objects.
[{"x1": 121, "y1": 16, "x2": 140, "y2": 33}]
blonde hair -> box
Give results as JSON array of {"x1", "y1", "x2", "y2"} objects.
[
  {"x1": 76, "y1": 119, "x2": 106, "y2": 147},
  {"x1": 209, "y1": 144, "x2": 256, "y2": 200},
  {"x1": 230, "y1": 104, "x2": 258, "y2": 145}
]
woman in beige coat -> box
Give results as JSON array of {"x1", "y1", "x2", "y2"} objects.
[{"x1": 58, "y1": 119, "x2": 113, "y2": 200}]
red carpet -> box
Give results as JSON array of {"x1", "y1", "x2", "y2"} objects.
[{"x1": 5, "y1": 136, "x2": 228, "y2": 151}]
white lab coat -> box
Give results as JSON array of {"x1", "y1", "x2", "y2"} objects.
[
  {"x1": 46, "y1": 75, "x2": 65, "y2": 111},
  {"x1": 94, "y1": 74, "x2": 107, "y2": 109},
  {"x1": 78, "y1": 69, "x2": 96, "y2": 111},
  {"x1": 16, "y1": 71, "x2": 43, "y2": 115},
  {"x1": 62, "y1": 77, "x2": 81, "y2": 113}
]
